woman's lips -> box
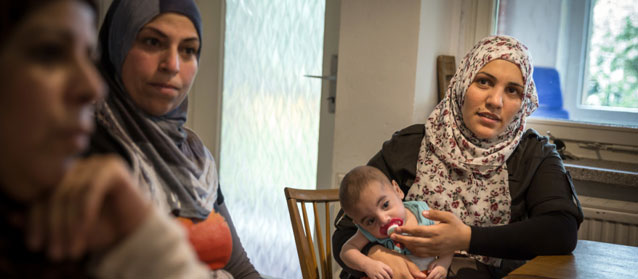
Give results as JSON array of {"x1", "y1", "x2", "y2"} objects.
[
  {"x1": 149, "y1": 82, "x2": 179, "y2": 95},
  {"x1": 477, "y1": 111, "x2": 500, "y2": 120},
  {"x1": 62, "y1": 127, "x2": 91, "y2": 152},
  {"x1": 477, "y1": 111, "x2": 501, "y2": 124}
]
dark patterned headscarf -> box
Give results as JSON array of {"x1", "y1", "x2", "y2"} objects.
[
  {"x1": 407, "y1": 35, "x2": 538, "y2": 266},
  {"x1": 94, "y1": 0, "x2": 217, "y2": 220}
]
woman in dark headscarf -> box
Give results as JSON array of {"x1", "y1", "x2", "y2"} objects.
[
  {"x1": 0, "y1": 0, "x2": 210, "y2": 278},
  {"x1": 91, "y1": 0, "x2": 259, "y2": 277}
]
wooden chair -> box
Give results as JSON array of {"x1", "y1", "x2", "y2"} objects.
[{"x1": 285, "y1": 187, "x2": 340, "y2": 279}]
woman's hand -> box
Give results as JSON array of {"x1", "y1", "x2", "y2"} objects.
[
  {"x1": 392, "y1": 210, "x2": 471, "y2": 258},
  {"x1": 26, "y1": 155, "x2": 151, "y2": 261},
  {"x1": 367, "y1": 245, "x2": 427, "y2": 279}
]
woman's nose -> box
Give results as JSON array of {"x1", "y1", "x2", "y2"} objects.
[
  {"x1": 68, "y1": 56, "x2": 105, "y2": 105},
  {"x1": 159, "y1": 47, "x2": 180, "y2": 74},
  {"x1": 486, "y1": 88, "x2": 504, "y2": 109}
]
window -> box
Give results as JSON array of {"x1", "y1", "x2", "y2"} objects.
[
  {"x1": 495, "y1": 0, "x2": 638, "y2": 165},
  {"x1": 584, "y1": 0, "x2": 638, "y2": 111},
  {"x1": 496, "y1": 0, "x2": 638, "y2": 127}
]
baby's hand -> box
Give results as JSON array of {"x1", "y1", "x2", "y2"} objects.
[
  {"x1": 363, "y1": 259, "x2": 393, "y2": 279},
  {"x1": 426, "y1": 260, "x2": 448, "y2": 279}
]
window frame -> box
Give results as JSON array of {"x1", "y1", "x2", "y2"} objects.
[
  {"x1": 492, "y1": 0, "x2": 638, "y2": 163},
  {"x1": 556, "y1": 0, "x2": 638, "y2": 127}
]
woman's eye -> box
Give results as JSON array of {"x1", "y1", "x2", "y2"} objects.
[
  {"x1": 28, "y1": 43, "x2": 66, "y2": 64},
  {"x1": 143, "y1": 37, "x2": 161, "y2": 47},
  {"x1": 179, "y1": 45, "x2": 199, "y2": 59},
  {"x1": 184, "y1": 47, "x2": 197, "y2": 55},
  {"x1": 506, "y1": 87, "x2": 521, "y2": 95},
  {"x1": 476, "y1": 78, "x2": 490, "y2": 86}
]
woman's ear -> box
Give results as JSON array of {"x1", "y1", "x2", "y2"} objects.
[{"x1": 392, "y1": 180, "x2": 405, "y2": 199}]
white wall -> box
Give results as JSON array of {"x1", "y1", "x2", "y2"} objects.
[
  {"x1": 187, "y1": 0, "x2": 224, "y2": 162},
  {"x1": 413, "y1": 0, "x2": 457, "y2": 125},
  {"x1": 331, "y1": 0, "x2": 422, "y2": 187}
]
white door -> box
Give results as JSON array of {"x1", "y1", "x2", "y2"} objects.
[{"x1": 219, "y1": 0, "x2": 337, "y2": 278}]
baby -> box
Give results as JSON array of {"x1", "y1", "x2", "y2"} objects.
[{"x1": 339, "y1": 166, "x2": 452, "y2": 279}]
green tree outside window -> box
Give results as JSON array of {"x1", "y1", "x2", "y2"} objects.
[{"x1": 586, "y1": 0, "x2": 638, "y2": 109}]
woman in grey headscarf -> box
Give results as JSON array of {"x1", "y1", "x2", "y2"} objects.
[{"x1": 91, "y1": 0, "x2": 259, "y2": 278}]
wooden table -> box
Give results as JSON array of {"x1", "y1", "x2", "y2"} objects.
[{"x1": 506, "y1": 240, "x2": 638, "y2": 279}]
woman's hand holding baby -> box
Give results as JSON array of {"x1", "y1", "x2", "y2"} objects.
[{"x1": 392, "y1": 210, "x2": 471, "y2": 257}]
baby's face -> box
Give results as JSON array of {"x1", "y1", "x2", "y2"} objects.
[{"x1": 349, "y1": 180, "x2": 406, "y2": 239}]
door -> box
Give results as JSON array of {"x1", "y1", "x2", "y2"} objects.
[{"x1": 219, "y1": 0, "x2": 337, "y2": 278}]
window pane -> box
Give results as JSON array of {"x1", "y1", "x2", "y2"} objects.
[
  {"x1": 220, "y1": 0, "x2": 325, "y2": 278},
  {"x1": 496, "y1": 0, "x2": 569, "y2": 119},
  {"x1": 585, "y1": 0, "x2": 638, "y2": 110},
  {"x1": 496, "y1": 0, "x2": 638, "y2": 127}
]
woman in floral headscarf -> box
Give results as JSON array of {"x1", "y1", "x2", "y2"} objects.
[{"x1": 333, "y1": 35, "x2": 583, "y2": 279}]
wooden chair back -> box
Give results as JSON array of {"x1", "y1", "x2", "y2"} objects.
[{"x1": 284, "y1": 187, "x2": 340, "y2": 279}]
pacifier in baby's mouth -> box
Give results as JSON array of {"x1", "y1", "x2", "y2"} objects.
[{"x1": 379, "y1": 218, "x2": 403, "y2": 237}]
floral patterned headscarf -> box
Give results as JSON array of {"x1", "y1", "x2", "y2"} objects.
[{"x1": 406, "y1": 35, "x2": 538, "y2": 266}]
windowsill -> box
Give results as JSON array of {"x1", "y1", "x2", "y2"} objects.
[
  {"x1": 527, "y1": 117, "x2": 638, "y2": 131},
  {"x1": 564, "y1": 159, "x2": 638, "y2": 188},
  {"x1": 526, "y1": 118, "x2": 638, "y2": 197},
  {"x1": 564, "y1": 159, "x2": 638, "y2": 203},
  {"x1": 526, "y1": 118, "x2": 638, "y2": 165}
]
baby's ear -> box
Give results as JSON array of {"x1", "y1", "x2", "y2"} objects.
[{"x1": 391, "y1": 180, "x2": 405, "y2": 199}]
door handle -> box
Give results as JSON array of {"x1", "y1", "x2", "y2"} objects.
[
  {"x1": 304, "y1": 75, "x2": 336, "y2": 81},
  {"x1": 304, "y1": 55, "x2": 338, "y2": 113}
]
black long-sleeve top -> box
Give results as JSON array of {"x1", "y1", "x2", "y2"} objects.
[{"x1": 333, "y1": 124, "x2": 584, "y2": 278}]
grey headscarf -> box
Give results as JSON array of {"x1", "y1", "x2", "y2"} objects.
[
  {"x1": 94, "y1": 0, "x2": 217, "y2": 220},
  {"x1": 107, "y1": 0, "x2": 202, "y2": 77}
]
